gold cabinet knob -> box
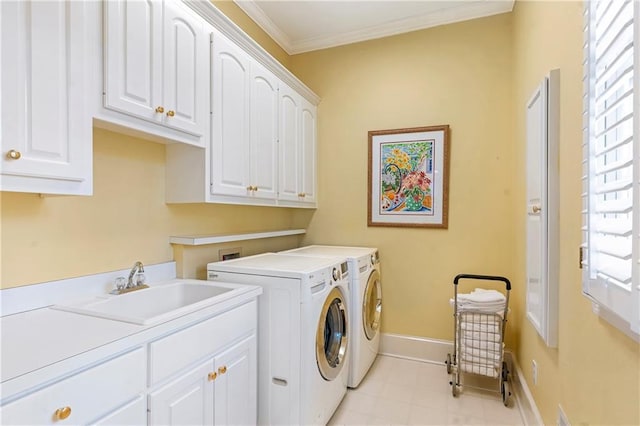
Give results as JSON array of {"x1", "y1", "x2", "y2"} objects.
[
  {"x1": 166, "y1": 110, "x2": 175, "y2": 117},
  {"x1": 54, "y1": 406, "x2": 72, "y2": 420},
  {"x1": 6, "y1": 150, "x2": 21, "y2": 160},
  {"x1": 253, "y1": 186, "x2": 258, "y2": 192},
  {"x1": 532, "y1": 205, "x2": 541, "y2": 213},
  {"x1": 208, "y1": 372, "x2": 217, "y2": 381},
  {"x1": 218, "y1": 365, "x2": 227, "y2": 374},
  {"x1": 155, "y1": 106, "x2": 165, "y2": 113},
  {"x1": 298, "y1": 192, "x2": 306, "y2": 198}
]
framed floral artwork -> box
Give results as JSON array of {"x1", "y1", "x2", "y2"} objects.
[{"x1": 368, "y1": 125, "x2": 450, "y2": 228}]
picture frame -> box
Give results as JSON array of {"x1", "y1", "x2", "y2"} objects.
[{"x1": 368, "y1": 125, "x2": 450, "y2": 228}]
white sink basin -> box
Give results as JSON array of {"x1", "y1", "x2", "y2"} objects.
[{"x1": 52, "y1": 280, "x2": 246, "y2": 325}]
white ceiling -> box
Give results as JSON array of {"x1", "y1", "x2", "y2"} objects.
[{"x1": 233, "y1": 0, "x2": 515, "y2": 55}]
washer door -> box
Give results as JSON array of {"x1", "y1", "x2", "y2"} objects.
[
  {"x1": 363, "y1": 269, "x2": 382, "y2": 340},
  {"x1": 316, "y1": 287, "x2": 348, "y2": 381}
]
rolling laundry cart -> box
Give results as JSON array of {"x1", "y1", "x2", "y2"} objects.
[{"x1": 445, "y1": 274, "x2": 512, "y2": 406}]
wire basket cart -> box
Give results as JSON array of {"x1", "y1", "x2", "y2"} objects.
[{"x1": 444, "y1": 274, "x2": 512, "y2": 406}]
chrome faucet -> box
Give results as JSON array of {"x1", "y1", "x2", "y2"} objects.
[
  {"x1": 111, "y1": 261, "x2": 149, "y2": 295},
  {"x1": 127, "y1": 261, "x2": 145, "y2": 288}
]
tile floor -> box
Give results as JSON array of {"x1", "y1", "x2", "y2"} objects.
[{"x1": 328, "y1": 355, "x2": 525, "y2": 426}]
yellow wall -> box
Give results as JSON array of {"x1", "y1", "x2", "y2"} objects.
[
  {"x1": 511, "y1": 1, "x2": 639, "y2": 425},
  {"x1": 0, "y1": 3, "x2": 298, "y2": 289},
  {"x1": 290, "y1": 13, "x2": 517, "y2": 344}
]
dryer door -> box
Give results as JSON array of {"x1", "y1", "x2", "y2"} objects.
[
  {"x1": 363, "y1": 269, "x2": 382, "y2": 340},
  {"x1": 316, "y1": 287, "x2": 348, "y2": 381}
]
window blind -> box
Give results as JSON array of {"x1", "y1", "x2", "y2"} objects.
[{"x1": 583, "y1": 0, "x2": 638, "y2": 338}]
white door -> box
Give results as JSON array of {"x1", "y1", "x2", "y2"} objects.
[
  {"x1": 211, "y1": 32, "x2": 251, "y2": 197},
  {"x1": 300, "y1": 99, "x2": 317, "y2": 204},
  {"x1": 103, "y1": 0, "x2": 162, "y2": 122},
  {"x1": 278, "y1": 85, "x2": 300, "y2": 201},
  {"x1": 148, "y1": 359, "x2": 215, "y2": 425},
  {"x1": 250, "y1": 62, "x2": 279, "y2": 200},
  {"x1": 525, "y1": 71, "x2": 559, "y2": 348},
  {"x1": 1, "y1": 1, "x2": 91, "y2": 189},
  {"x1": 214, "y1": 337, "x2": 257, "y2": 426},
  {"x1": 162, "y1": 1, "x2": 207, "y2": 137}
]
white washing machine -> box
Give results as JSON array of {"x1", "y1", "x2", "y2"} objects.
[
  {"x1": 280, "y1": 245, "x2": 381, "y2": 388},
  {"x1": 207, "y1": 253, "x2": 350, "y2": 426}
]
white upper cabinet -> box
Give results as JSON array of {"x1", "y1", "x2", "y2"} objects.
[
  {"x1": 249, "y1": 62, "x2": 279, "y2": 201},
  {"x1": 210, "y1": 32, "x2": 252, "y2": 198},
  {"x1": 278, "y1": 85, "x2": 317, "y2": 207},
  {"x1": 102, "y1": 0, "x2": 208, "y2": 146},
  {"x1": 0, "y1": 0, "x2": 95, "y2": 195},
  {"x1": 210, "y1": 33, "x2": 278, "y2": 202},
  {"x1": 164, "y1": 2, "x2": 319, "y2": 208}
]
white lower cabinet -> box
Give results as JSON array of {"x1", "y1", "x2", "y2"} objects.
[
  {"x1": 0, "y1": 300, "x2": 258, "y2": 426},
  {"x1": 148, "y1": 336, "x2": 256, "y2": 426},
  {"x1": 0, "y1": 348, "x2": 146, "y2": 425},
  {"x1": 213, "y1": 337, "x2": 256, "y2": 426},
  {"x1": 148, "y1": 359, "x2": 215, "y2": 425}
]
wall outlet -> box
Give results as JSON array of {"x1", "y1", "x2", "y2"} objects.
[{"x1": 532, "y1": 360, "x2": 538, "y2": 385}]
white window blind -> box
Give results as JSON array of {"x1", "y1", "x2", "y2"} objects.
[{"x1": 583, "y1": 0, "x2": 639, "y2": 339}]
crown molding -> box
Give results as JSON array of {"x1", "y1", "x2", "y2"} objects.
[
  {"x1": 234, "y1": 0, "x2": 295, "y2": 54},
  {"x1": 235, "y1": 0, "x2": 514, "y2": 55}
]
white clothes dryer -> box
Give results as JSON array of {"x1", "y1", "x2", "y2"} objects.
[
  {"x1": 280, "y1": 245, "x2": 382, "y2": 388},
  {"x1": 207, "y1": 253, "x2": 350, "y2": 426}
]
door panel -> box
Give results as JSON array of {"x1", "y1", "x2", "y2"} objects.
[
  {"x1": 278, "y1": 86, "x2": 300, "y2": 201},
  {"x1": 148, "y1": 360, "x2": 214, "y2": 426},
  {"x1": 163, "y1": 1, "x2": 206, "y2": 136},
  {"x1": 211, "y1": 33, "x2": 251, "y2": 196},
  {"x1": 104, "y1": 0, "x2": 161, "y2": 121},
  {"x1": 250, "y1": 63, "x2": 278, "y2": 199}
]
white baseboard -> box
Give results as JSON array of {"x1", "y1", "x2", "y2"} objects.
[{"x1": 378, "y1": 332, "x2": 543, "y2": 426}]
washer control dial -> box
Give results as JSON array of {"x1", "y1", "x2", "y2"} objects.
[{"x1": 332, "y1": 267, "x2": 339, "y2": 281}]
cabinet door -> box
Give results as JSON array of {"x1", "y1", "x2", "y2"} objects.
[
  {"x1": 214, "y1": 336, "x2": 257, "y2": 426},
  {"x1": 103, "y1": 0, "x2": 162, "y2": 122},
  {"x1": 278, "y1": 84, "x2": 301, "y2": 202},
  {"x1": 0, "y1": 0, "x2": 92, "y2": 194},
  {"x1": 249, "y1": 63, "x2": 279, "y2": 200},
  {"x1": 210, "y1": 32, "x2": 251, "y2": 197},
  {"x1": 162, "y1": 0, "x2": 208, "y2": 137},
  {"x1": 299, "y1": 99, "x2": 317, "y2": 205},
  {"x1": 148, "y1": 359, "x2": 215, "y2": 426}
]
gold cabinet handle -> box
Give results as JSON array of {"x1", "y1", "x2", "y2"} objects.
[
  {"x1": 246, "y1": 186, "x2": 258, "y2": 192},
  {"x1": 532, "y1": 205, "x2": 541, "y2": 213},
  {"x1": 155, "y1": 106, "x2": 165, "y2": 113},
  {"x1": 298, "y1": 192, "x2": 306, "y2": 198},
  {"x1": 6, "y1": 150, "x2": 21, "y2": 160},
  {"x1": 54, "y1": 406, "x2": 72, "y2": 421},
  {"x1": 166, "y1": 110, "x2": 175, "y2": 117},
  {"x1": 208, "y1": 372, "x2": 217, "y2": 381},
  {"x1": 218, "y1": 365, "x2": 227, "y2": 374},
  {"x1": 253, "y1": 186, "x2": 258, "y2": 192}
]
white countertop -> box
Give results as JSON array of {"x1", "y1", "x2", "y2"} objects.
[{"x1": 0, "y1": 282, "x2": 262, "y2": 401}]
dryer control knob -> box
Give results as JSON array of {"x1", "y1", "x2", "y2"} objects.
[
  {"x1": 332, "y1": 268, "x2": 339, "y2": 281},
  {"x1": 371, "y1": 254, "x2": 376, "y2": 265}
]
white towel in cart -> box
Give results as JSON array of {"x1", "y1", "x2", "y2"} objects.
[
  {"x1": 461, "y1": 336, "x2": 502, "y2": 352},
  {"x1": 449, "y1": 288, "x2": 507, "y2": 313},
  {"x1": 459, "y1": 361, "x2": 499, "y2": 378},
  {"x1": 462, "y1": 345, "x2": 504, "y2": 363},
  {"x1": 460, "y1": 318, "x2": 501, "y2": 333}
]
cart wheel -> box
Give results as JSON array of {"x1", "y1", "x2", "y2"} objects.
[
  {"x1": 501, "y1": 380, "x2": 510, "y2": 406},
  {"x1": 446, "y1": 353, "x2": 452, "y2": 374},
  {"x1": 501, "y1": 361, "x2": 509, "y2": 381},
  {"x1": 451, "y1": 379, "x2": 458, "y2": 397}
]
